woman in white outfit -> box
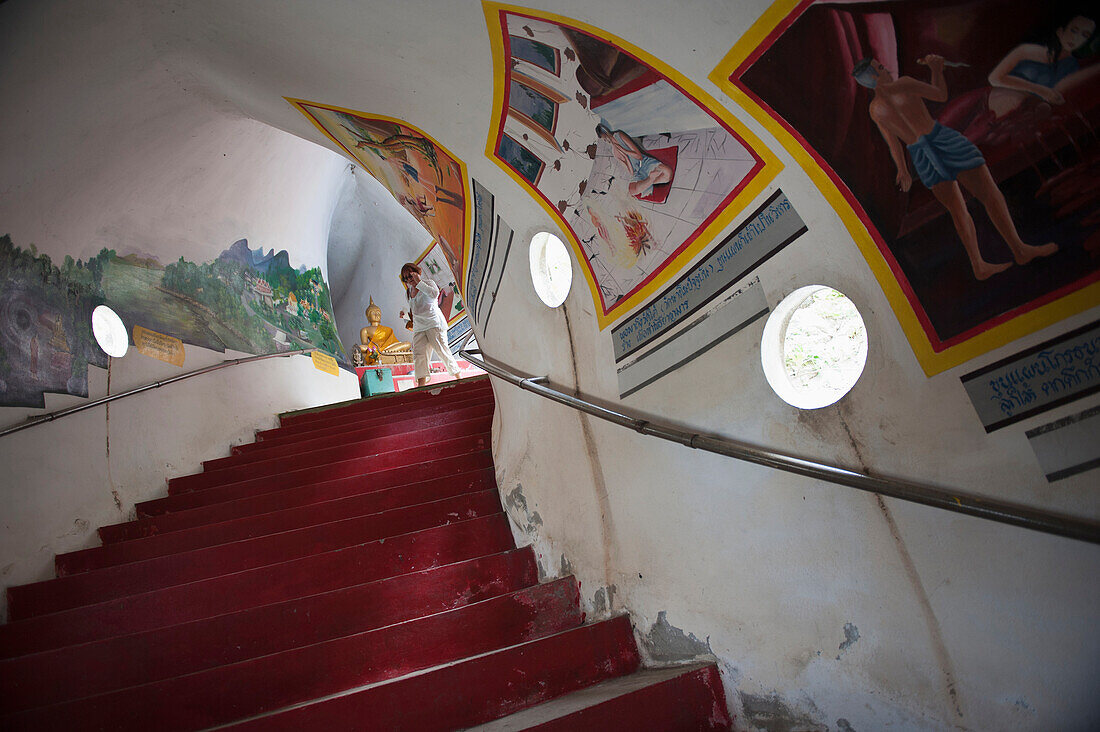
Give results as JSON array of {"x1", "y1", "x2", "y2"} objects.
[{"x1": 399, "y1": 262, "x2": 461, "y2": 387}]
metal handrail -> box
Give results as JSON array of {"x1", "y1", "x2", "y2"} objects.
[
  {"x1": 460, "y1": 348, "x2": 1100, "y2": 546},
  {"x1": 0, "y1": 348, "x2": 319, "y2": 439}
]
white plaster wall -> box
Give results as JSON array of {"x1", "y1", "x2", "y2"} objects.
[
  {"x1": 0, "y1": 0, "x2": 361, "y2": 619},
  {"x1": 1, "y1": 1, "x2": 1098, "y2": 729},
  {"x1": 485, "y1": 181, "x2": 1100, "y2": 731},
  {"x1": 0, "y1": 1, "x2": 348, "y2": 280},
  {"x1": 327, "y1": 167, "x2": 433, "y2": 353},
  {"x1": 0, "y1": 348, "x2": 358, "y2": 622}
]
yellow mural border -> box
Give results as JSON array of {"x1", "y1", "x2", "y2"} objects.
[
  {"x1": 708, "y1": 0, "x2": 1100, "y2": 376},
  {"x1": 482, "y1": 1, "x2": 783, "y2": 330},
  {"x1": 285, "y1": 97, "x2": 474, "y2": 302}
]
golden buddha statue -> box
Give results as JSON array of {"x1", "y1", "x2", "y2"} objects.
[{"x1": 357, "y1": 297, "x2": 412, "y2": 364}]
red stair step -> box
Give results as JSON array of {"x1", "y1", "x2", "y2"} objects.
[
  {"x1": 278, "y1": 376, "x2": 490, "y2": 428},
  {"x1": 224, "y1": 615, "x2": 641, "y2": 732},
  {"x1": 471, "y1": 663, "x2": 732, "y2": 731},
  {"x1": 0, "y1": 548, "x2": 539, "y2": 712},
  {"x1": 135, "y1": 447, "x2": 492, "y2": 518},
  {"x1": 10, "y1": 490, "x2": 503, "y2": 619},
  {"x1": 2, "y1": 578, "x2": 581, "y2": 731},
  {"x1": 165, "y1": 430, "x2": 490, "y2": 497},
  {"x1": 226, "y1": 398, "x2": 494, "y2": 464},
  {"x1": 199, "y1": 402, "x2": 495, "y2": 477},
  {"x1": 0, "y1": 376, "x2": 728, "y2": 729},
  {"x1": 250, "y1": 389, "x2": 494, "y2": 446},
  {"x1": 0, "y1": 514, "x2": 515, "y2": 659},
  {"x1": 60, "y1": 467, "x2": 498, "y2": 574},
  {"x1": 101, "y1": 465, "x2": 494, "y2": 544},
  {"x1": 170, "y1": 414, "x2": 492, "y2": 493},
  {"x1": 276, "y1": 376, "x2": 490, "y2": 428}
]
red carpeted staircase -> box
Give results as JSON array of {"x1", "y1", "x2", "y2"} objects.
[{"x1": 0, "y1": 375, "x2": 731, "y2": 730}]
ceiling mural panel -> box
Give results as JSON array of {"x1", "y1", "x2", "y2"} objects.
[
  {"x1": 483, "y1": 2, "x2": 781, "y2": 329},
  {"x1": 711, "y1": 0, "x2": 1100, "y2": 375},
  {"x1": 289, "y1": 100, "x2": 470, "y2": 290}
]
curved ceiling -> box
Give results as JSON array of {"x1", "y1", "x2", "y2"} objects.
[{"x1": 131, "y1": 0, "x2": 761, "y2": 228}]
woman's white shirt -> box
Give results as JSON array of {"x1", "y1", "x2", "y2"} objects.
[{"x1": 408, "y1": 278, "x2": 448, "y2": 333}]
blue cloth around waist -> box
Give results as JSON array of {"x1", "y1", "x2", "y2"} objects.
[{"x1": 907, "y1": 123, "x2": 985, "y2": 187}]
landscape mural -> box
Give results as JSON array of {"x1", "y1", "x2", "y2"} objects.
[
  {"x1": 0, "y1": 234, "x2": 345, "y2": 409},
  {"x1": 484, "y1": 2, "x2": 779, "y2": 328},
  {"x1": 713, "y1": 0, "x2": 1100, "y2": 373},
  {"x1": 289, "y1": 100, "x2": 469, "y2": 288}
]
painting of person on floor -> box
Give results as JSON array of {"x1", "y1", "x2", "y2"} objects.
[
  {"x1": 595, "y1": 124, "x2": 675, "y2": 199},
  {"x1": 853, "y1": 55, "x2": 1059, "y2": 280}
]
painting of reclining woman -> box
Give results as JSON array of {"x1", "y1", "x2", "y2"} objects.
[
  {"x1": 484, "y1": 3, "x2": 777, "y2": 327},
  {"x1": 721, "y1": 0, "x2": 1099, "y2": 370}
]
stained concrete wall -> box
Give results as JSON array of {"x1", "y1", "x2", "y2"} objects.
[{"x1": 1, "y1": 1, "x2": 1098, "y2": 729}]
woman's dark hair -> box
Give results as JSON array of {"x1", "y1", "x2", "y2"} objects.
[
  {"x1": 1041, "y1": 11, "x2": 1096, "y2": 62},
  {"x1": 400, "y1": 262, "x2": 421, "y2": 282}
]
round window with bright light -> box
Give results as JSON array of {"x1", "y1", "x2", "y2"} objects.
[
  {"x1": 529, "y1": 231, "x2": 572, "y2": 307},
  {"x1": 761, "y1": 286, "x2": 867, "y2": 409},
  {"x1": 92, "y1": 305, "x2": 129, "y2": 358}
]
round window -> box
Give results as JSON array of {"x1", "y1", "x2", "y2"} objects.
[
  {"x1": 92, "y1": 305, "x2": 129, "y2": 358},
  {"x1": 529, "y1": 231, "x2": 572, "y2": 307},
  {"x1": 761, "y1": 286, "x2": 867, "y2": 409}
]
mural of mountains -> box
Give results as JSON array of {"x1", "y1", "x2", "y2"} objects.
[
  {"x1": 217, "y1": 239, "x2": 290, "y2": 274},
  {"x1": 219, "y1": 239, "x2": 310, "y2": 274},
  {"x1": 251, "y1": 247, "x2": 291, "y2": 274},
  {"x1": 217, "y1": 238, "x2": 254, "y2": 268}
]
